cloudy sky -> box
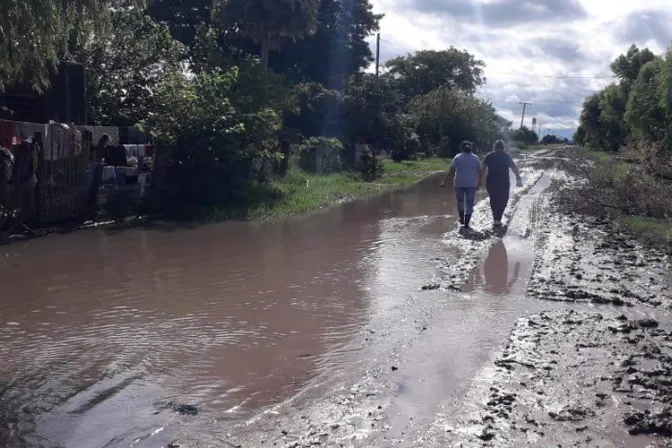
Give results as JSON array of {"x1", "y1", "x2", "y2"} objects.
[{"x1": 367, "y1": 0, "x2": 672, "y2": 139}]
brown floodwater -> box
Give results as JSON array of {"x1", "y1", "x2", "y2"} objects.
[{"x1": 0, "y1": 174, "x2": 463, "y2": 448}]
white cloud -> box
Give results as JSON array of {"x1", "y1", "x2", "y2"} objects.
[{"x1": 366, "y1": 0, "x2": 672, "y2": 139}]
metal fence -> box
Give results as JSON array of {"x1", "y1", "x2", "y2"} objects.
[{"x1": 0, "y1": 119, "x2": 151, "y2": 229}]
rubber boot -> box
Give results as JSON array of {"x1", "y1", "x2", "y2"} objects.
[{"x1": 464, "y1": 213, "x2": 472, "y2": 229}]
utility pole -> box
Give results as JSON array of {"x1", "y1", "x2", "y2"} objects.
[
  {"x1": 375, "y1": 33, "x2": 381, "y2": 78},
  {"x1": 372, "y1": 32, "x2": 381, "y2": 179},
  {"x1": 519, "y1": 102, "x2": 531, "y2": 129}
]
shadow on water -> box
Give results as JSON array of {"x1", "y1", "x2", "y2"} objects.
[{"x1": 0, "y1": 173, "x2": 458, "y2": 447}]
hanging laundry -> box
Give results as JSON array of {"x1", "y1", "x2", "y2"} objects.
[
  {"x1": 1, "y1": 147, "x2": 15, "y2": 184},
  {"x1": 0, "y1": 120, "x2": 18, "y2": 149},
  {"x1": 101, "y1": 166, "x2": 117, "y2": 183},
  {"x1": 123, "y1": 144, "x2": 147, "y2": 159},
  {"x1": 10, "y1": 139, "x2": 37, "y2": 185}
]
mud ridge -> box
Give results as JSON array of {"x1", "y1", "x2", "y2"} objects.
[
  {"x1": 422, "y1": 309, "x2": 672, "y2": 447},
  {"x1": 526, "y1": 177, "x2": 671, "y2": 309}
]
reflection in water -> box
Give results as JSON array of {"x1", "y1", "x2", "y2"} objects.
[
  {"x1": 0, "y1": 174, "x2": 458, "y2": 448},
  {"x1": 465, "y1": 241, "x2": 521, "y2": 294}
]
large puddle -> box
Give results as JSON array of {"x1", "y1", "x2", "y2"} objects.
[{"x1": 1, "y1": 174, "x2": 466, "y2": 447}]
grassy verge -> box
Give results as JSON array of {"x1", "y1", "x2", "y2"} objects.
[
  {"x1": 618, "y1": 216, "x2": 672, "y2": 249},
  {"x1": 204, "y1": 157, "x2": 449, "y2": 221},
  {"x1": 572, "y1": 148, "x2": 672, "y2": 250}
]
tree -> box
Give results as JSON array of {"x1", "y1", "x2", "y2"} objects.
[
  {"x1": 384, "y1": 49, "x2": 485, "y2": 98},
  {"x1": 610, "y1": 45, "x2": 656, "y2": 87},
  {"x1": 268, "y1": 0, "x2": 382, "y2": 88},
  {"x1": 343, "y1": 74, "x2": 404, "y2": 149},
  {"x1": 510, "y1": 126, "x2": 539, "y2": 146},
  {"x1": 75, "y1": 9, "x2": 186, "y2": 126},
  {"x1": 0, "y1": 0, "x2": 144, "y2": 91},
  {"x1": 216, "y1": 0, "x2": 320, "y2": 71},
  {"x1": 149, "y1": 0, "x2": 212, "y2": 47},
  {"x1": 410, "y1": 88, "x2": 502, "y2": 154},
  {"x1": 579, "y1": 93, "x2": 604, "y2": 149},
  {"x1": 598, "y1": 83, "x2": 628, "y2": 152},
  {"x1": 541, "y1": 134, "x2": 562, "y2": 145},
  {"x1": 146, "y1": 67, "x2": 282, "y2": 214},
  {"x1": 573, "y1": 125, "x2": 586, "y2": 146}
]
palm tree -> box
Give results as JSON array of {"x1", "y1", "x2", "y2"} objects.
[{"x1": 216, "y1": 0, "x2": 319, "y2": 71}]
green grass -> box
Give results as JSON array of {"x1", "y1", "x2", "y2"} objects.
[
  {"x1": 618, "y1": 216, "x2": 672, "y2": 249},
  {"x1": 583, "y1": 149, "x2": 613, "y2": 163},
  {"x1": 203, "y1": 157, "x2": 450, "y2": 221},
  {"x1": 581, "y1": 148, "x2": 631, "y2": 179}
]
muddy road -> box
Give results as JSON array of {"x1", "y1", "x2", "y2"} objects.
[{"x1": 2, "y1": 147, "x2": 671, "y2": 447}]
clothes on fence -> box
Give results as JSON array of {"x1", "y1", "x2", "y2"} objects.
[
  {"x1": 11, "y1": 139, "x2": 38, "y2": 185},
  {"x1": 102, "y1": 166, "x2": 117, "y2": 183},
  {"x1": 0, "y1": 120, "x2": 18, "y2": 149},
  {"x1": 123, "y1": 144, "x2": 155, "y2": 169},
  {"x1": 1, "y1": 147, "x2": 15, "y2": 184},
  {"x1": 44, "y1": 122, "x2": 71, "y2": 161},
  {"x1": 123, "y1": 144, "x2": 146, "y2": 159}
]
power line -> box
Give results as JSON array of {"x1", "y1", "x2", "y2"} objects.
[{"x1": 486, "y1": 71, "x2": 616, "y2": 80}]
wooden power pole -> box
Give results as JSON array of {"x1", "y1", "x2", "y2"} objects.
[
  {"x1": 375, "y1": 33, "x2": 381, "y2": 77},
  {"x1": 519, "y1": 102, "x2": 531, "y2": 129}
]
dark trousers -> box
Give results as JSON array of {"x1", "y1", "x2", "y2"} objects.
[{"x1": 487, "y1": 183, "x2": 510, "y2": 222}]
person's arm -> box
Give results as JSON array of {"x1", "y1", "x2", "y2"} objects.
[
  {"x1": 441, "y1": 157, "x2": 457, "y2": 187},
  {"x1": 476, "y1": 159, "x2": 483, "y2": 189},
  {"x1": 509, "y1": 155, "x2": 522, "y2": 185},
  {"x1": 481, "y1": 155, "x2": 489, "y2": 188}
]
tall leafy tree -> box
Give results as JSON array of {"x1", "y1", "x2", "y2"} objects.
[
  {"x1": 610, "y1": 45, "x2": 656, "y2": 87},
  {"x1": 0, "y1": 0, "x2": 141, "y2": 90},
  {"x1": 74, "y1": 9, "x2": 186, "y2": 126},
  {"x1": 598, "y1": 83, "x2": 629, "y2": 152},
  {"x1": 269, "y1": 0, "x2": 382, "y2": 88},
  {"x1": 384, "y1": 49, "x2": 486, "y2": 98},
  {"x1": 409, "y1": 87, "x2": 501, "y2": 152},
  {"x1": 149, "y1": 0, "x2": 213, "y2": 47},
  {"x1": 216, "y1": 0, "x2": 320, "y2": 71}
]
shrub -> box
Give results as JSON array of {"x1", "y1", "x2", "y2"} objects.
[
  {"x1": 144, "y1": 67, "x2": 282, "y2": 217},
  {"x1": 359, "y1": 147, "x2": 384, "y2": 181},
  {"x1": 437, "y1": 136, "x2": 452, "y2": 157},
  {"x1": 298, "y1": 136, "x2": 343, "y2": 174}
]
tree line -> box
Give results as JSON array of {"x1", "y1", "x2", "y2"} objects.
[
  {"x1": 1, "y1": 0, "x2": 515, "y2": 218},
  {"x1": 572, "y1": 44, "x2": 672, "y2": 223},
  {"x1": 575, "y1": 44, "x2": 672, "y2": 156}
]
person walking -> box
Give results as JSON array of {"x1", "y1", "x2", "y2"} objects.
[
  {"x1": 440, "y1": 141, "x2": 481, "y2": 229},
  {"x1": 481, "y1": 140, "x2": 522, "y2": 227}
]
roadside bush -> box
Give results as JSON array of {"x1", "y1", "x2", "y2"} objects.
[
  {"x1": 298, "y1": 136, "x2": 343, "y2": 174},
  {"x1": 564, "y1": 157, "x2": 672, "y2": 220},
  {"x1": 437, "y1": 136, "x2": 452, "y2": 157},
  {"x1": 359, "y1": 148, "x2": 384, "y2": 181},
  {"x1": 144, "y1": 67, "x2": 282, "y2": 218}
]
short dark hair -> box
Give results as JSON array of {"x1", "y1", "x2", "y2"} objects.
[
  {"x1": 494, "y1": 140, "x2": 505, "y2": 151},
  {"x1": 460, "y1": 140, "x2": 473, "y2": 153}
]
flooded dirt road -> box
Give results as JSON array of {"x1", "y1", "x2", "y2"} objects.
[
  {"x1": 1, "y1": 172, "x2": 474, "y2": 447},
  {"x1": 5, "y1": 148, "x2": 671, "y2": 448}
]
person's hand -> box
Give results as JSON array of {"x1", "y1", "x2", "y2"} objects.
[{"x1": 440, "y1": 182, "x2": 445, "y2": 188}]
